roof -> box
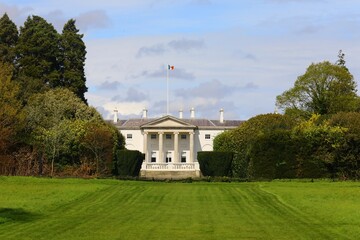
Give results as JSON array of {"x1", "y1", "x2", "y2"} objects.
[{"x1": 112, "y1": 115, "x2": 243, "y2": 130}]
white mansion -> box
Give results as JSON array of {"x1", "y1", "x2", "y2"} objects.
[{"x1": 113, "y1": 108, "x2": 243, "y2": 179}]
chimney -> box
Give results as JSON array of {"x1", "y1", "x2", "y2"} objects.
[
  {"x1": 274, "y1": 107, "x2": 279, "y2": 114},
  {"x1": 113, "y1": 108, "x2": 118, "y2": 123},
  {"x1": 142, "y1": 108, "x2": 148, "y2": 119},
  {"x1": 179, "y1": 109, "x2": 183, "y2": 119},
  {"x1": 219, "y1": 108, "x2": 224, "y2": 123},
  {"x1": 190, "y1": 107, "x2": 195, "y2": 119}
]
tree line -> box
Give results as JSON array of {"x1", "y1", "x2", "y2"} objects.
[
  {"x1": 0, "y1": 13, "x2": 124, "y2": 177},
  {"x1": 215, "y1": 52, "x2": 360, "y2": 180}
]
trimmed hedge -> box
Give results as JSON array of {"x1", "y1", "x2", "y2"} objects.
[
  {"x1": 116, "y1": 150, "x2": 144, "y2": 177},
  {"x1": 198, "y1": 151, "x2": 233, "y2": 177},
  {"x1": 248, "y1": 130, "x2": 297, "y2": 179}
]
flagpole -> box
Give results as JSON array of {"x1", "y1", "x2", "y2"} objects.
[{"x1": 167, "y1": 65, "x2": 169, "y2": 115}]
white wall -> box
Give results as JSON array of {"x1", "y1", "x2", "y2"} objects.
[
  {"x1": 121, "y1": 130, "x2": 143, "y2": 151},
  {"x1": 121, "y1": 129, "x2": 225, "y2": 161}
]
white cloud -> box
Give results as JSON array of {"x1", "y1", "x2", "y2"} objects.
[
  {"x1": 0, "y1": 2, "x2": 33, "y2": 25},
  {"x1": 76, "y1": 10, "x2": 111, "y2": 31},
  {"x1": 136, "y1": 38, "x2": 205, "y2": 58}
]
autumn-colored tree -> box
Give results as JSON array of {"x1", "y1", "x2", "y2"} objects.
[
  {"x1": 0, "y1": 62, "x2": 23, "y2": 154},
  {"x1": 80, "y1": 122, "x2": 115, "y2": 175}
]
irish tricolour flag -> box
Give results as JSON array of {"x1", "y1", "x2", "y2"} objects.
[{"x1": 168, "y1": 65, "x2": 174, "y2": 70}]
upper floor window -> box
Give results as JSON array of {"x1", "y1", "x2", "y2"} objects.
[
  {"x1": 166, "y1": 134, "x2": 172, "y2": 139},
  {"x1": 127, "y1": 134, "x2": 132, "y2": 139},
  {"x1": 181, "y1": 134, "x2": 187, "y2": 140},
  {"x1": 151, "y1": 134, "x2": 157, "y2": 139},
  {"x1": 205, "y1": 134, "x2": 211, "y2": 140}
]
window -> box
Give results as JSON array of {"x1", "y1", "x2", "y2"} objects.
[
  {"x1": 181, "y1": 152, "x2": 187, "y2": 163},
  {"x1": 166, "y1": 152, "x2": 172, "y2": 163},
  {"x1": 205, "y1": 134, "x2": 211, "y2": 140},
  {"x1": 151, "y1": 134, "x2": 156, "y2": 139},
  {"x1": 151, "y1": 152, "x2": 156, "y2": 163},
  {"x1": 181, "y1": 134, "x2": 187, "y2": 140},
  {"x1": 127, "y1": 134, "x2": 132, "y2": 139},
  {"x1": 166, "y1": 134, "x2": 172, "y2": 139}
]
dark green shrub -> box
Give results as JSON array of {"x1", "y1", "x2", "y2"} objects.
[
  {"x1": 248, "y1": 130, "x2": 297, "y2": 180},
  {"x1": 198, "y1": 151, "x2": 233, "y2": 177},
  {"x1": 116, "y1": 150, "x2": 144, "y2": 177},
  {"x1": 214, "y1": 114, "x2": 297, "y2": 178}
]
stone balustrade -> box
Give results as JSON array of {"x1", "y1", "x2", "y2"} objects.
[{"x1": 142, "y1": 162, "x2": 200, "y2": 171}]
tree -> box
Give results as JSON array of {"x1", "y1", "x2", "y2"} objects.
[
  {"x1": 24, "y1": 88, "x2": 102, "y2": 175},
  {"x1": 292, "y1": 114, "x2": 346, "y2": 178},
  {"x1": 16, "y1": 15, "x2": 61, "y2": 100},
  {"x1": 0, "y1": 13, "x2": 18, "y2": 64},
  {"x1": 80, "y1": 122, "x2": 115, "y2": 175},
  {"x1": 336, "y1": 49, "x2": 347, "y2": 70},
  {"x1": 60, "y1": 19, "x2": 88, "y2": 103},
  {"x1": 0, "y1": 61, "x2": 23, "y2": 154},
  {"x1": 276, "y1": 61, "x2": 359, "y2": 115}
]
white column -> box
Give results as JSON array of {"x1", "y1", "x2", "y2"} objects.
[
  {"x1": 174, "y1": 132, "x2": 179, "y2": 163},
  {"x1": 159, "y1": 131, "x2": 164, "y2": 163},
  {"x1": 143, "y1": 132, "x2": 148, "y2": 162},
  {"x1": 189, "y1": 131, "x2": 194, "y2": 163}
]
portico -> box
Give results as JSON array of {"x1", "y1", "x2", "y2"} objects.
[
  {"x1": 140, "y1": 116, "x2": 200, "y2": 177},
  {"x1": 143, "y1": 130, "x2": 195, "y2": 163}
]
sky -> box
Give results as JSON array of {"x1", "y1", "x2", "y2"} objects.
[{"x1": 1, "y1": 0, "x2": 360, "y2": 120}]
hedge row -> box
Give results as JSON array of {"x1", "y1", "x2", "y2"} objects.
[
  {"x1": 198, "y1": 151, "x2": 233, "y2": 177},
  {"x1": 115, "y1": 150, "x2": 144, "y2": 177}
]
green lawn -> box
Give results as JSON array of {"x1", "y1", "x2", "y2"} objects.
[{"x1": 0, "y1": 177, "x2": 359, "y2": 240}]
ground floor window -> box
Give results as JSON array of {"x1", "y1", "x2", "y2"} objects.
[
  {"x1": 151, "y1": 152, "x2": 156, "y2": 162},
  {"x1": 181, "y1": 152, "x2": 187, "y2": 163}
]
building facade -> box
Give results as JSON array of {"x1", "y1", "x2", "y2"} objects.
[{"x1": 113, "y1": 109, "x2": 242, "y2": 179}]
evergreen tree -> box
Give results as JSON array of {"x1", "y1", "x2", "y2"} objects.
[
  {"x1": 16, "y1": 15, "x2": 61, "y2": 99},
  {"x1": 60, "y1": 19, "x2": 88, "y2": 103},
  {"x1": 0, "y1": 13, "x2": 18, "y2": 64}
]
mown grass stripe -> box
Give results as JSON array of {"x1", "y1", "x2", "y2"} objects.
[{"x1": 0, "y1": 179, "x2": 359, "y2": 240}]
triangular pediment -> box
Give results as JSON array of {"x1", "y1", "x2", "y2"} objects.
[{"x1": 141, "y1": 115, "x2": 196, "y2": 129}]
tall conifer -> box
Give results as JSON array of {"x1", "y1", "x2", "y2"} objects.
[
  {"x1": 16, "y1": 15, "x2": 61, "y2": 99},
  {"x1": 0, "y1": 13, "x2": 18, "y2": 64},
  {"x1": 60, "y1": 19, "x2": 87, "y2": 103}
]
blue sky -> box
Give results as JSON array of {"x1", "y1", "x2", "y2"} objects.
[{"x1": 1, "y1": 0, "x2": 360, "y2": 120}]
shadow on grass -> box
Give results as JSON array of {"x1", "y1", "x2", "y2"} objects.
[{"x1": 0, "y1": 208, "x2": 41, "y2": 224}]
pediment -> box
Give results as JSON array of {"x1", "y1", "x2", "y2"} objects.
[{"x1": 141, "y1": 115, "x2": 196, "y2": 129}]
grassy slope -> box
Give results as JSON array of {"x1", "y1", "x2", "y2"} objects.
[
  {"x1": 260, "y1": 180, "x2": 360, "y2": 239},
  {"x1": 0, "y1": 177, "x2": 358, "y2": 240}
]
